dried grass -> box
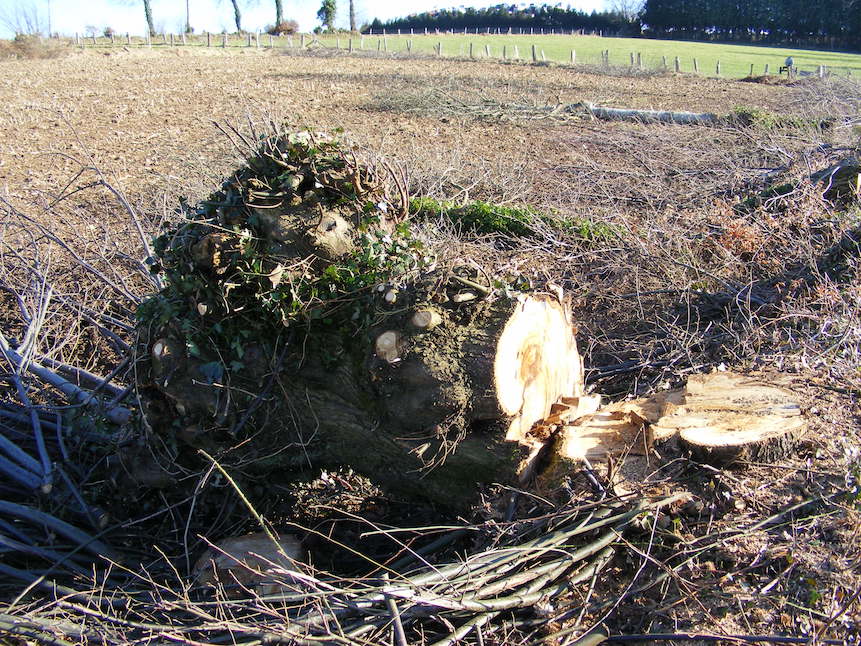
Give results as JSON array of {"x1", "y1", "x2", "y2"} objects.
[{"x1": 0, "y1": 35, "x2": 70, "y2": 60}]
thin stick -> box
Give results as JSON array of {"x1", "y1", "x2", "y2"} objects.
[
  {"x1": 0, "y1": 426, "x2": 43, "y2": 474},
  {"x1": 382, "y1": 573, "x2": 408, "y2": 646},
  {"x1": 0, "y1": 500, "x2": 115, "y2": 558},
  {"x1": 35, "y1": 356, "x2": 126, "y2": 399},
  {"x1": 1, "y1": 349, "x2": 52, "y2": 492},
  {"x1": 0, "y1": 332, "x2": 131, "y2": 425},
  {"x1": 0, "y1": 453, "x2": 41, "y2": 489}
]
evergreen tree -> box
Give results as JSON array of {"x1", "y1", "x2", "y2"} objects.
[{"x1": 317, "y1": 0, "x2": 336, "y2": 30}]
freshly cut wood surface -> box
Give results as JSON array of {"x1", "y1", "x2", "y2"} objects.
[
  {"x1": 654, "y1": 372, "x2": 805, "y2": 465},
  {"x1": 556, "y1": 371, "x2": 806, "y2": 468},
  {"x1": 496, "y1": 295, "x2": 584, "y2": 442},
  {"x1": 558, "y1": 410, "x2": 647, "y2": 462}
]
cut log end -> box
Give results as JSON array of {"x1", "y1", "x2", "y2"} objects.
[
  {"x1": 654, "y1": 372, "x2": 807, "y2": 467},
  {"x1": 410, "y1": 309, "x2": 442, "y2": 330},
  {"x1": 678, "y1": 417, "x2": 806, "y2": 466},
  {"x1": 375, "y1": 330, "x2": 402, "y2": 363},
  {"x1": 495, "y1": 296, "x2": 583, "y2": 443},
  {"x1": 555, "y1": 371, "x2": 807, "y2": 470}
]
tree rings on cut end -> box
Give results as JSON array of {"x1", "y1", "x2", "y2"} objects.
[
  {"x1": 494, "y1": 295, "x2": 583, "y2": 442},
  {"x1": 410, "y1": 309, "x2": 442, "y2": 331},
  {"x1": 651, "y1": 371, "x2": 806, "y2": 467}
]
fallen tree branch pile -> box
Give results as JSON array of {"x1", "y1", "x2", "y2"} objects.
[{"x1": 0, "y1": 491, "x2": 683, "y2": 646}]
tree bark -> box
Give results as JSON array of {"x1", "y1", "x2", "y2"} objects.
[
  {"x1": 138, "y1": 134, "x2": 585, "y2": 508},
  {"x1": 275, "y1": 0, "x2": 283, "y2": 27},
  {"x1": 143, "y1": 0, "x2": 155, "y2": 37},
  {"x1": 231, "y1": 0, "x2": 242, "y2": 33},
  {"x1": 349, "y1": 0, "x2": 356, "y2": 32},
  {"x1": 147, "y1": 288, "x2": 584, "y2": 507}
]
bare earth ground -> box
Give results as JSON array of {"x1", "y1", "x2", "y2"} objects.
[
  {"x1": 0, "y1": 48, "x2": 793, "y2": 205},
  {"x1": 0, "y1": 48, "x2": 859, "y2": 641}
]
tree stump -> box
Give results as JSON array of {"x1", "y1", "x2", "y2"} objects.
[
  {"x1": 138, "y1": 132, "x2": 585, "y2": 507},
  {"x1": 556, "y1": 371, "x2": 806, "y2": 468}
]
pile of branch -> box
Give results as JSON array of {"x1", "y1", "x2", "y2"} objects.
[
  {"x1": 0, "y1": 493, "x2": 682, "y2": 646},
  {"x1": 0, "y1": 172, "x2": 152, "y2": 586}
]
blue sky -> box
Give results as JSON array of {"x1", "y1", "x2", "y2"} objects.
[{"x1": 0, "y1": 0, "x2": 607, "y2": 38}]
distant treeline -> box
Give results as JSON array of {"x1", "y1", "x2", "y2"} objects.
[
  {"x1": 367, "y1": 5, "x2": 638, "y2": 36},
  {"x1": 642, "y1": 0, "x2": 861, "y2": 49},
  {"x1": 368, "y1": 1, "x2": 861, "y2": 49}
]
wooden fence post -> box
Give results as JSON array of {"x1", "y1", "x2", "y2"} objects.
[
  {"x1": 222, "y1": 33, "x2": 228, "y2": 47},
  {"x1": 146, "y1": 32, "x2": 151, "y2": 48},
  {"x1": 531, "y1": 43, "x2": 537, "y2": 62},
  {"x1": 661, "y1": 55, "x2": 667, "y2": 69},
  {"x1": 503, "y1": 45, "x2": 507, "y2": 60},
  {"x1": 485, "y1": 43, "x2": 490, "y2": 58},
  {"x1": 91, "y1": 33, "x2": 97, "y2": 46},
  {"x1": 161, "y1": 32, "x2": 166, "y2": 44},
  {"x1": 126, "y1": 32, "x2": 131, "y2": 45},
  {"x1": 716, "y1": 60, "x2": 721, "y2": 76},
  {"x1": 469, "y1": 42, "x2": 474, "y2": 59},
  {"x1": 693, "y1": 57, "x2": 698, "y2": 73},
  {"x1": 437, "y1": 41, "x2": 442, "y2": 56},
  {"x1": 269, "y1": 34, "x2": 273, "y2": 48},
  {"x1": 514, "y1": 44, "x2": 519, "y2": 60},
  {"x1": 170, "y1": 33, "x2": 174, "y2": 47},
  {"x1": 764, "y1": 63, "x2": 769, "y2": 75},
  {"x1": 637, "y1": 52, "x2": 642, "y2": 69},
  {"x1": 571, "y1": 49, "x2": 576, "y2": 64},
  {"x1": 255, "y1": 31, "x2": 260, "y2": 48},
  {"x1": 301, "y1": 34, "x2": 306, "y2": 48},
  {"x1": 349, "y1": 38, "x2": 353, "y2": 53},
  {"x1": 674, "y1": 56, "x2": 680, "y2": 73},
  {"x1": 629, "y1": 52, "x2": 634, "y2": 66},
  {"x1": 749, "y1": 63, "x2": 754, "y2": 76}
]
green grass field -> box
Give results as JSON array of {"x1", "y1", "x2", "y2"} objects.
[
  {"x1": 318, "y1": 33, "x2": 861, "y2": 78},
  {"x1": 80, "y1": 31, "x2": 861, "y2": 79}
]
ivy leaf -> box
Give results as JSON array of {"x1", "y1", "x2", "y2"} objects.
[{"x1": 198, "y1": 361, "x2": 224, "y2": 384}]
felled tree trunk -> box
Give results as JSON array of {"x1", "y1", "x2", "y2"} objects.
[
  {"x1": 567, "y1": 102, "x2": 719, "y2": 126},
  {"x1": 148, "y1": 289, "x2": 583, "y2": 506}
]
